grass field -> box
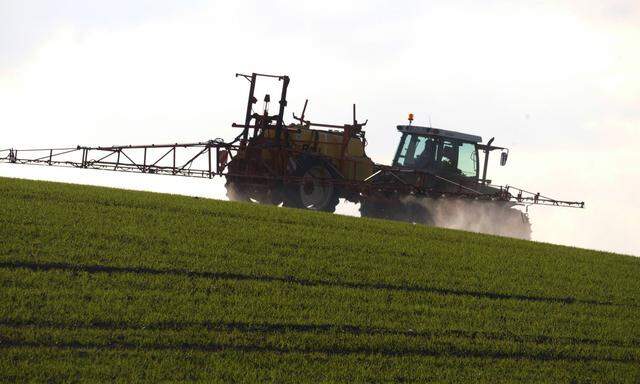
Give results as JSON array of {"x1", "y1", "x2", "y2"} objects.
[{"x1": 0, "y1": 176, "x2": 639, "y2": 383}]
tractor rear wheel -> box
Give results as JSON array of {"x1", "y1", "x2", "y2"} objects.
[
  {"x1": 495, "y1": 206, "x2": 532, "y2": 240},
  {"x1": 284, "y1": 158, "x2": 339, "y2": 212}
]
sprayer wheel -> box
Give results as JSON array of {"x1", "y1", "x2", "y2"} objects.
[
  {"x1": 284, "y1": 158, "x2": 339, "y2": 213},
  {"x1": 260, "y1": 186, "x2": 284, "y2": 206},
  {"x1": 225, "y1": 180, "x2": 283, "y2": 206}
]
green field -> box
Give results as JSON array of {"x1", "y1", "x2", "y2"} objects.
[{"x1": 0, "y1": 176, "x2": 638, "y2": 383}]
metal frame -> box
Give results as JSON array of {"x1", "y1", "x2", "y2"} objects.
[{"x1": 0, "y1": 141, "x2": 235, "y2": 179}]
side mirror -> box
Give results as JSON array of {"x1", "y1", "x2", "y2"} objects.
[{"x1": 500, "y1": 151, "x2": 508, "y2": 166}]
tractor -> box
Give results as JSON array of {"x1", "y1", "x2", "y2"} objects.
[{"x1": 359, "y1": 123, "x2": 532, "y2": 239}]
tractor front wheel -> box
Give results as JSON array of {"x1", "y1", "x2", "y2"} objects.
[{"x1": 360, "y1": 198, "x2": 432, "y2": 224}]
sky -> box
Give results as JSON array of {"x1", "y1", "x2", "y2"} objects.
[{"x1": 1, "y1": 0, "x2": 639, "y2": 256}]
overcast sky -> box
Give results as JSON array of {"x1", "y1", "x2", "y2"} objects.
[{"x1": 1, "y1": 0, "x2": 638, "y2": 256}]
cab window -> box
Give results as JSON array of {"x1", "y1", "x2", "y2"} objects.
[
  {"x1": 394, "y1": 134, "x2": 477, "y2": 178},
  {"x1": 394, "y1": 134, "x2": 410, "y2": 166},
  {"x1": 440, "y1": 140, "x2": 478, "y2": 177},
  {"x1": 394, "y1": 134, "x2": 438, "y2": 167},
  {"x1": 457, "y1": 142, "x2": 478, "y2": 177}
]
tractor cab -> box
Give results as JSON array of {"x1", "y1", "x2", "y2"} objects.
[
  {"x1": 393, "y1": 125, "x2": 482, "y2": 180},
  {"x1": 392, "y1": 124, "x2": 509, "y2": 186}
]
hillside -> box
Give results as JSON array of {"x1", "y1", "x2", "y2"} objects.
[{"x1": 0, "y1": 177, "x2": 638, "y2": 382}]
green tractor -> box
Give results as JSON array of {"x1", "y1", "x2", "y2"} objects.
[{"x1": 360, "y1": 122, "x2": 532, "y2": 239}]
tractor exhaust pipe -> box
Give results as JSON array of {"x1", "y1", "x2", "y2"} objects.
[{"x1": 482, "y1": 137, "x2": 494, "y2": 185}]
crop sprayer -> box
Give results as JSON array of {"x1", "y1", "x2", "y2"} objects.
[{"x1": 0, "y1": 72, "x2": 584, "y2": 239}]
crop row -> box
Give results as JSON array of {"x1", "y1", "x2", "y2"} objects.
[
  {"x1": 2, "y1": 266, "x2": 638, "y2": 348},
  {"x1": 3, "y1": 346, "x2": 637, "y2": 383}
]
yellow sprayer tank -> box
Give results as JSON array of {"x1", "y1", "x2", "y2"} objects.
[{"x1": 264, "y1": 124, "x2": 374, "y2": 181}]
